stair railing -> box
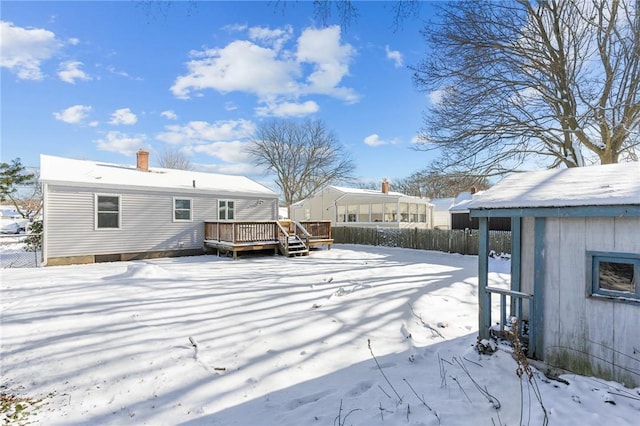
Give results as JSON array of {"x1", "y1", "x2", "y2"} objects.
[
  {"x1": 294, "y1": 221, "x2": 311, "y2": 249},
  {"x1": 275, "y1": 221, "x2": 291, "y2": 255}
]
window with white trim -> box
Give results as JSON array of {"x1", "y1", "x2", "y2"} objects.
[
  {"x1": 174, "y1": 198, "x2": 192, "y2": 221},
  {"x1": 219, "y1": 200, "x2": 235, "y2": 220},
  {"x1": 588, "y1": 251, "x2": 639, "y2": 302},
  {"x1": 96, "y1": 194, "x2": 120, "y2": 229}
]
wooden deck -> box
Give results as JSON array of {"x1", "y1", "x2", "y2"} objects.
[{"x1": 204, "y1": 220, "x2": 332, "y2": 259}]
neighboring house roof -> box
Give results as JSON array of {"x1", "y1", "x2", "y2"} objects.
[
  {"x1": 430, "y1": 198, "x2": 455, "y2": 212},
  {"x1": 449, "y1": 192, "x2": 477, "y2": 213},
  {"x1": 329, "y1": 185, "x2": 408, "y2": 197},
  {"x1": 40, "y1": 154, "x2": 278, "y2": 197},
  {"x1": 469, "y1": 162, "x2": 640, "y2": 210}
]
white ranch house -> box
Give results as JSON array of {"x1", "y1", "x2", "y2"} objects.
[
  {"x1": 39, "y1": 151, "x2": 279, "y2": 266},
  {"x1": 290, "y1": 180, "x2": 434, "y2": 229},
  {"x1": 470, "y1": 162, "x2": 640, "y2": 387}
]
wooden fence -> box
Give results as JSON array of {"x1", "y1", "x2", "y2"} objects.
[{"x1": 332, "y1": 227, "x2": 511, "y2": 256}]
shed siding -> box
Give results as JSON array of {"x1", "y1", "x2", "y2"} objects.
[
  {"x1": 45, "y1": 185, "x2": 276, "y2": 260},
  {"x1": 543, "y1": 216, "x2": 640, "y2": 387}
]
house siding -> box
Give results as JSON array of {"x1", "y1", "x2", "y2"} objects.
[
  {"x1": 541, "y1": 216, "x2": 640, "y2": 387},
  {"x1": 44, "y1": 184, "x2": 277, "y2": 263}
]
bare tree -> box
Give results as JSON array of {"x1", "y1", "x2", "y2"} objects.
[
  {"x1": 413, "y1": 0, "x2": 640, "y2": 176},
  {"x1": 156, "y1": 147, "x2": 193, "y2": 170},
  {"x1": 394, "y1": 169, "x2": 490, "y2": 199},
  {"x1": 142, "y1": 1, "x2": 422, "y2": 32},
  {"x1": 246, "y1": 119, "x2": 355, "y2": 208}
]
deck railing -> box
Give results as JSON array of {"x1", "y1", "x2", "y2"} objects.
[
  {"x1": 299, "y1": 221, "x2": 332, "y2": 240},
  {"x1": 204, "y1": 220, "x2": 332, "y2": 244},
  {"x1": 204, "y1": 221, "x2": 277, "y2": 244}
]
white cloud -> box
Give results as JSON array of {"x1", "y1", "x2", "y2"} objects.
[
  {"x1": 156, "y1": 119, "x2": 256, "y2": 145},
  {"x1": 385, "y1": 45, "x2": 403, "y2": 68},
  {"x1": 296, "y1": 26, "x2": 358, "y2": 102},
  {"x1": 58, "y1": 60, "x2": 91, "y2": 84},
  {"x1": 255, "y1": 100, "x2": 319, "y2": 117},
  {"x1": 67, "y1": 37, "x2": 80, "y2": 45},
  {"x1": 248, "y1": 25, "x2": 293, "y2": 50},
  {"x1": 156, "y1": 119, "x2": 256, "y2": 167},
  {"x1": 429, "y1": 89, "x2": 446, "y2": 106},
  {"x1": 171, "y1": 24, "x2": 358, "y2": 104},
  {"x1": 160, "y1": 110, "x2": 178, "y2": 120},
  {"x1": 171, "y1": 40, "x2": 298, "y2": 100},
  {"x1": 363, "y1": 134, "x2": 398, "y2": 147},
  {"x1": 95, "y1": 131, "x2": 146, "y2": 156},
  {"x1": 53, "y1": 104, "x2": 92, "y2": 124},
  {"x1": 196, "y1": 161, "x2": 257, "y2": 176},
  {"x1": 190, "y1": 141, "x2": 252, "y2": 163},
  {"x1": 0, "y1": 21, "x2": 62, "y2": 80},
  {"x1": 109, "y1": 108, "x2": 138, "y2": 125}
]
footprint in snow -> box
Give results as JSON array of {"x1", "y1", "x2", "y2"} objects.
[
  {"x1": 286, "y1": 390, "x2": 334, "y2": 410},
  {"x1": 344, "y1": 381, "x2": 374, "y2": 398}
]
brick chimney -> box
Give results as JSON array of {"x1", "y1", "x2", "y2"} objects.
[
  {"x1": 137, "y1": 149, "x2": 149, "y2": 172},
  {"x1": 470, "y1": 186, "x2": 477, "y2": 195},
  {"x1": 381, "y1": 178, "x2": 390, "y2": 194}
]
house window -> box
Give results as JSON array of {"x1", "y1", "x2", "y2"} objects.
[
  {"x1": 588, "y1": 251, "x2": 639, "y2": 302},
  {"x1": 96, "y1": 194, "x2": 120, "y2": 229},
  {"x1": 384, "y1": 203, "x2": 396, "y2": 222},
  {"x1": 174, "y1": 198, "x2": 192, "y2": 221},
  {"x1": 358, "y1": 204, "x2": 370, "y2": 222},
  {"x1": 400, "y1": 203, "x2": 409, "y2": 222},
  {"x1": 337, "y1": 205, "x2": 346, "y2": 222},
  {"x1": 371, "y1": 204, "x2": 383, "y2": 222},
  {"x1": 418, "y1": 204, "x2": 427, "y2": 223},
  {"x1": 408, "y1": 204, "x2": 417, "y2": 222},
  {"x1": 347, "y1": 205, "x2": 357, "y2": 222},
  {"x1": 219, "y1": 200, "x2": 235, "y2": 220}
]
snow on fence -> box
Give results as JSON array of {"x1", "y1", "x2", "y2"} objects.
[{"x1": 332, "y1": 227, "x2": 511, "y2": 256}]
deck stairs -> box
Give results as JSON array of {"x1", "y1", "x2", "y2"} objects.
[{"x1": 282, "y1": 234, "x2": 309, "y2": 257}]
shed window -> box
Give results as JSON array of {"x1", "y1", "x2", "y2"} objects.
[
  {"x1": 174, "y1": 198, "x2": 192, "y2": 221},
  {"x1": 219, "y1": 200, "x2": 235, "y2": 220},
  {"x1": 588, "y1": 251, "x2": 639, "y2": 302},
  {"x1": 96, "y1": 195, "x2": 120, "y2": 229}
]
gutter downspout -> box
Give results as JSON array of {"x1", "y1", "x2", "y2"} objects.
[{"x1": 41, "y1": 182, "x2": 48, "y2": 266}]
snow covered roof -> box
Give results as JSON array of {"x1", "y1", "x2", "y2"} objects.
[
  {"x1": 39, "y1": 154, "x2": 278, "y2": 196},
  {"x1": 449, "y1": 191, "x2": 485, "y2": 213},
  {"x1": 469, "y1": 162, "x2": 640, "y2": 210},
  {"x1": 430, "y1": 197, "x2": 455, "y2": 211},
  {"x1": 330, "y1": 185, "x2": 406, "y2": 197}
]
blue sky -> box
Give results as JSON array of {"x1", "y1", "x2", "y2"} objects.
[{"x1": 1, "y1": 1, "x2": 439, "y2": 189}]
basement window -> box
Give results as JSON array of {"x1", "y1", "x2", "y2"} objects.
[{"x1": 588, "y1": 251, "x2": 640, "y2": 302}]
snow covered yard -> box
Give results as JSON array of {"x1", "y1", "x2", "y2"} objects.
[{"x1": 1, "y1": 245, "x2": 638, "y2": 425}]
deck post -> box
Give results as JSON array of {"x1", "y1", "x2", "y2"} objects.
[
  {"x1": 510, "y1": 217, "x2": 522, "y2": 316},
  {"x1": 531, "y1": 217, "x2": 546, "y2": 359},
  {"x1": 478, "y1": 217, "x2": 491, "y2": 341}
]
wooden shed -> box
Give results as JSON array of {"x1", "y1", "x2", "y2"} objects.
[{"x1": 470, "y1": 162, "x2": 640, "y2": 387}]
